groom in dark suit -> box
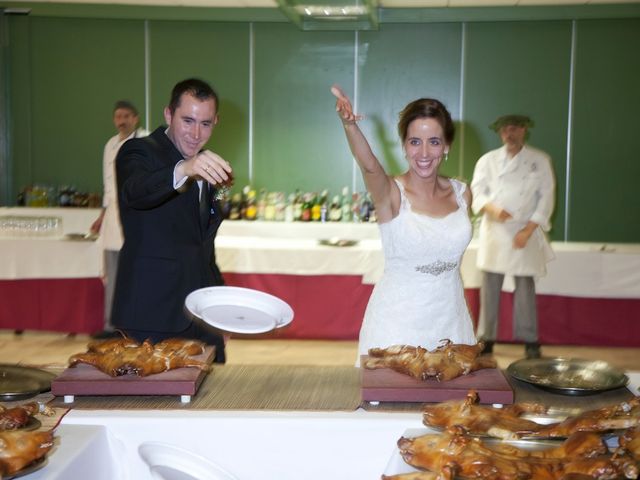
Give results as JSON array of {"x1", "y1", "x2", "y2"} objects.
[{"x1": 111, "y1": 78, "x2": 233, "y2": 363}]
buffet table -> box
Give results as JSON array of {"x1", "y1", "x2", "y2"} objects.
[
  {"x1": 216, "y1": 221, "x2": 640, "y2": 347},
  {"x1": 2, "y1": 210, "x2": 639, "y2": 345},
  {"x1": 0, "y1": 207, "x2": 104, "y2": 334}
]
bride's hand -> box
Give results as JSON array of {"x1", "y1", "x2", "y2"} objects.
[{"x1": 331, "y1": 84, "x2": 363, "y2": 124}]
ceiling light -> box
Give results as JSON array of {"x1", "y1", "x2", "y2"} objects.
[{"x1": 277, "y1": 0, "x2": 379, "y2": 30}]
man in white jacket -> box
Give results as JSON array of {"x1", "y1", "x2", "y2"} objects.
[
  {"x1": 91, "y1": 101, "x2": 148, "y2": 338},
  {"x1": 470, "y1": 115, "x2": 555, "y2": 359}
]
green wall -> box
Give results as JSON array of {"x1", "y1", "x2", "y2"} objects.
[{"x1": 3, "y1": 9, "x2": 640, "y2": 242}]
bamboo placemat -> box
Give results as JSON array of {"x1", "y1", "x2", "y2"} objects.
[{"x1": 48, "y1": 365, "x2": 362, "y2": 411}]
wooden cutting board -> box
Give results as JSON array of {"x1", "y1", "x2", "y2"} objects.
[
  {"x1": 51, "y1": 346, "x2": 215, "y2": 397},
  {"x1": 360, "y1": 356, "x2": 513, "y2": 404}
]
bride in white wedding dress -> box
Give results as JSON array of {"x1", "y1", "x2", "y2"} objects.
[{"x1": 331, "y1": 85, "x2": 477, "y2": 364}]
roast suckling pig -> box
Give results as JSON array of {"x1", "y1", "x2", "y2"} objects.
[
  {"x1": 365, "y1": 340, "x2": 497, "y2": 381},
  {"x1": 422, "y1": 390, "x2": 548, "y2": 439},
  {"x1": 383, "y1": 427, "x2": 639, "y2": 480},
  {"x1": 68, "y1": 337, "x2": 209, "y2": 377},
  {"x1": 0, "y1": 403, "x2": 54, "y2": 431},
  {"x1": 423, "y1": 391, "x2": 640, "y2": 440},
  {"x1": 0, "y1": 430, "x2": 54, "y2": 477},
  {"x1": 531, "y1": 396, "x2": 640, "y2": 439}
]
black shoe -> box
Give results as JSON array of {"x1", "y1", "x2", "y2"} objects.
[
  {"x1": 480, "y1": 340, "x2": 494, "y2": 355},
  {"x1": 525, "y1": 342, "x2": 541, "y2": 359},
  {"x1": 91, "y1": 330, "x2": 121, "y2": 339}
]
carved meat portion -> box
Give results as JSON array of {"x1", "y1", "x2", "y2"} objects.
[
  {"x1": 423, "y1": 391, "x2": 640, "y2": 440},
  {"x1": 0, "y1": 430, "x2": 54, "y2": 477},
  {"x1": 0, "y1": 403, "x2": 54, "y2": 431},
  {"x1": 392, "y1": 428, "x2": 638, "y2": 480},
  {"x1": 68, "y1": 338, "x2": 209, "y2": 377},
  {"x1": 422, "y1": 390, "x2": 548, "y2": 439},
  {"x1": 619, "y1": 426, "x2": 640, "y2": 459},
  {"x1": 531, "y1": 397, "x2": 640, "y2": 438},
  {"x1": 365, "y1": 340, "x2": 497, "y2": 382}
]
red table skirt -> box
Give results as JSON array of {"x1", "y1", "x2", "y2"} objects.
[
  {"x1": 0, "y1": 278, "x2": 104, "y2": 334},
  {"x1": 224, "y1": 272, "x2": 640, "y2": 347},
  {"x1": 2, "y1": 274, "x2": 639, "y2": 346}
]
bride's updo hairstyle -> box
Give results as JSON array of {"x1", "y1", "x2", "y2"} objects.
[{"x1": 397, "y1": 98, "x2": 455, "y2": 145}]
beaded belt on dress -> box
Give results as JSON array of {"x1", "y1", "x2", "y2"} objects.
[{"x1": 414, "y1": 260, "x2": 457, "y2": 276}]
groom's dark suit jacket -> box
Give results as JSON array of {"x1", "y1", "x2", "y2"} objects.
[{"x1": 112, "y1": 126, "x2": 224, "y2": 335}]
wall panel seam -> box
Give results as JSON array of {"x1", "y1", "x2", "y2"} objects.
[
  {"x1": 144, "y1": 19, "x2": 150, "y2": 131},
  {"x1": 458, "y1": 22, "x2": 466, "y2": 180},
  {"x1": 352, "y1": 30, "x2": 359, "y2": 194},
  {"x1": 248, "y1": 22, "x2": 254, "y2": 184},
  {"x1": 564, "y1": 19, "x2": 577, "y2": 242}
]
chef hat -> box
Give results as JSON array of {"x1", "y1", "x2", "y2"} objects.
[{"x1": 489, "y1": 114, "x2": 534, "y2": 131}]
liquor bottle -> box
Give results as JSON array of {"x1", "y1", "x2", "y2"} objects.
[
  {"x1": 340, "y1": 186, "x2": 352, "y2": 222},
  {"x1": 351, "y1": 192, "x2": 361, "y2": 222},
  {"x1": 301, "y1": 193, "x2": 312, "y2": 222},
  {"x1": 293, "y1": 189, "x2": 303, "y2": 221},
  {"x1": 219, "y1": 188, "x2": 232, "y2": 219},
  {"x1": 273, "y1": 192, "x2": 285, "y2": 221},
  {"x1": 313, "y1": 190, "x2": 327, "y2": 222},
  {"x1": 284, "y1": 193, "x2": 295, "y2": 222},
  {"x1": 264, "y1": 191, "x2": 277, "y2": 221},
  {"x1": 360, "y1": 192, "x2": 372, "y2": 222},
  {"x1": 244, "y1": 189, "x2": 257, "y2": 220},
  {"x1": 240, "y1": 185, "x2": 250, "y2": 219},
  {"x1": 329, "y1": 195, "x2": 342, "y2": 222},
  {"x1": 229, "y1": 192, "x2": 242, "y2": 220},
  {"x1": 256, "y1": 188, "x2": 267, "y2": 221}
]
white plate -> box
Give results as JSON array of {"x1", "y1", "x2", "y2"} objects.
[
  {"x1": 185, "y1": 286, "x2": 294, "y2": 334},
  {"x1": 139, "y1": 442, "x2": 238, "y2": 480}
]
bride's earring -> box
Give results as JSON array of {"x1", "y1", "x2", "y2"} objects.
[{"x1": 443, "y1": 150, "x2": 449, "y2": 162}]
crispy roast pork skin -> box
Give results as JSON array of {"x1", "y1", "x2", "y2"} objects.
[
  {"x1": 365, "y1": 340, "x2": 497, "y2": 382},
  {"x1": 0, "y1": 403, "x2": 54, "y2": 431},
  {"x1": 423, "y1": 391, "x2": 640, "y2": 440},
  {"x1": 394, "y1": 427, "x2": 638, "y2": 480},
  {"x1": 68, "y1": 338, "x2": 209, "y2": 377},
  {"x1": 0, "y1": 430, "x2": 54, "y2": 476},
  {"x1": 422, "y1": 390, "x2": 548, "y2": 439},
  {"x1": 619, "y1": 426, "x2": 640, "y2": 459},
  {"x1": 530, "y1": 396, "x2": 640, "y2": 439}
]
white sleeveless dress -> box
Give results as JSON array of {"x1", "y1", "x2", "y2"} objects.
[{"x1": 358, "y1": 178, "x2": 477, "y2": 360}]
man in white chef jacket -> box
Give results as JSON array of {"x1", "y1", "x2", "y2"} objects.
[
  {"x1": 90, "y1": 100, "x2": 148, "y2": 338},
  {"x1": 470, "y1": 115, "x2": 555, "y2": 359}
]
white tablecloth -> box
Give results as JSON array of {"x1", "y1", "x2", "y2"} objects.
[
  {"x1": 61, "y1": 409, "x2": 423, "y2": 480},
  {"x1": 0, "y1": 207, "x2": 103, "y2": 279},
  {"x1": 217, "y1": 221, "x2": 640, "y2": 299},
  {"x1": 2, "y1": 212, "x2": 639, "y2": 300}
]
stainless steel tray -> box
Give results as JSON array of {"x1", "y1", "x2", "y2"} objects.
[
  {"x1": 507, "y1": 357, "x2": 628, "y2": 395},
  {"x1": 0, "y1": 364, "x2": 57, "y2": 401}
]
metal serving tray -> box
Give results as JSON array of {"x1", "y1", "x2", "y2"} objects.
[
  {"x1": 507, "y1": 357, "x2": 628, "y2": 396},
  {"x1": 0, "y1": 364, "x2": 56, "y2": 401}
]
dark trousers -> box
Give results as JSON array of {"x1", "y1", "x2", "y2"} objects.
[{"x1": 477, "y1": 271, "x2": 538, "y2": 343}]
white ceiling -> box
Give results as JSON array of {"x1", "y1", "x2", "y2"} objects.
[{"x1": 9, "y1": 0, "x2": 640, "y2": 7}]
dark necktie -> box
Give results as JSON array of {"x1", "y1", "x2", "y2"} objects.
[{"x1": 199, "y1": 182, "x2": 210, "y2": 232}]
